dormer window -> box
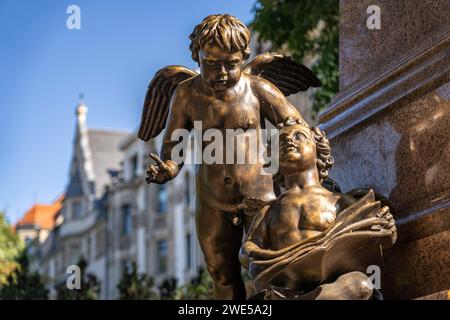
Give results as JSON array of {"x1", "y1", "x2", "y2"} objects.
[{"x1": 72, "y1": 200, "x2": 83, "y2": 219}]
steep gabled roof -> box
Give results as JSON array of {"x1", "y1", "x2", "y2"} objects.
[
  {"x1": 65, "y1": 104, "x2": 129, "y2": 199},
  {"x1": 87, "y1": 129, "x2": 128, "y2": 196}
]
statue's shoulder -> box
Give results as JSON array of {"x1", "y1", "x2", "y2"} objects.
[
  {"x1": 245, "y1": 72, "x2": 277, "y2": 92},
  {"x1": 175, "y1": 74, "x2": 201, "y2": 94},
  {"x1": 171, "y1": 76, "x2": 204, "y2": 110}
]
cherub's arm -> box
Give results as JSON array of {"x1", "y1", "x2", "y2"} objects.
[
  {"x1": 253, "y1": 77, "x2": 304, "y2": 125},
  {"x1": 160, "y1": 85, "x2": 192, "y2": 162},
  {"x1": 239, "y1": 202, "x2": 272, "y2": 269},
  {"x1": 249, "y1": 215, "x2": 270, "y2": 248},
  {"x1": 147, "y1": 85, "x2": 192, "y2": 184},
  {"x1": 240, "y1": 217, "x2": 270, "y2": 269}
]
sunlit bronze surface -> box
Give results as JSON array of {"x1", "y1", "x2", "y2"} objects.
[
  {"x1": 239, "y1": 119, "x2": 397, "y2": 299},
  {"x1": 138, "y1": 14, "x2": 320, "y2": 299}
]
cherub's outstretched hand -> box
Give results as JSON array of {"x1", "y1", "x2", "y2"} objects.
[
  {"x1": 377, "y1": 205, "x2": 397, "y2": 245},
  {"x1": 145, "y1": 153, "x2": 178, "y2": 184}
]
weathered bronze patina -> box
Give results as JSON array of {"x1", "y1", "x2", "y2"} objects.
[
  {"x1": 138, "y1": 14, "x2": 320, "y2": 299},
  {"x1": 138, "y1": 14, "x2": 396, "y2": 300}
]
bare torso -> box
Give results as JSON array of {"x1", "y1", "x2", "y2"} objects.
[
  {"x1": 266, "y1": 186, "x2": 354, "y2": 250},
  {"x1": 182, "y1": 74, "x2": 274, "y2": 205}
]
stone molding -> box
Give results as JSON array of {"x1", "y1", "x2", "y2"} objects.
[{"x1": 319, "y1": 24, "x2": 450, "y2": 138}]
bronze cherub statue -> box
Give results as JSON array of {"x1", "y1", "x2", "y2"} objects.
[
  {"x1": 137, "y1": 14, "x2": 320, "y2": 299},
  {"x1": 239, "y1": 118, "x2": 397, "y2": 300}
]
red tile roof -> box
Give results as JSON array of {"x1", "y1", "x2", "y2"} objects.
[{"x1": 16, "y1": 195, "x2": 64, "y2": 230}]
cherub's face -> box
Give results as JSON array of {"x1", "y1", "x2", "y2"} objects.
[
  {"x1": 278, "y1": 124, "x2": 317, "y2": 176},
  {"x1": 198, "y1": 45, "x2": 243, "y2": 92}
]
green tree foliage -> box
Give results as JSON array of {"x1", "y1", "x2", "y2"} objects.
[
  {"x1": 117, "y1": 261, "x2": 157, "y2": 299},
  {"x1": 0, "y1": 212, "x2": 23, "y2": 285},
  {"x1": 116, "y1": 265, "x2": 213, "y2": 300},
  {"x1": 158, "y1": 277, "x2": 178, "y2": 300},
  {"x1": 117, "y1": 263, "x2": 213, "y2": 300},
  {"x1": 174, "y1": 268, "x2": 213, "y2": 300},
  {"x1": 0, "y1": 251, "x2": 49, "y2": 299},
  {"x1": 251, "y1": 0, "x2": 339, "y2": 116},
  {"x1": 56, "y1": 256, "x2": 101, "y2": 300}
]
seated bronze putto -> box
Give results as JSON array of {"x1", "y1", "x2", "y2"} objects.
[{"x1": 239, "y1": 118, "x2": 397, "y2": 300}]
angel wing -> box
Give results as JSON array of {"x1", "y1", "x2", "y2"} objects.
[
  {"x1": 138, "y1": 66, "x2": 198, "y2": 141},
  {"x1": 243, "y1": 53, "x2": 321, "y2": 96}
]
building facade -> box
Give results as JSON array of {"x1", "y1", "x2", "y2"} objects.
[
  {"x1": 104, "y1": 132, "x2": 202, "y2": 299},
  {"x1": 26, "y1": 103, "x2": 203, "y2": 299}
]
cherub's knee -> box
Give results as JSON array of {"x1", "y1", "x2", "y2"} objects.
[
  {"x1": 206, "y1": 263, "x2": 246, "y2": 300},
  {"x1": 206, "y1": 262, "x2": 241, "y2": 285},
  {"x1": 308, "y1": 271, "x2": 373, "y2": 300},
  {"x1": 206, "y1": 264, "x2": 221, "y2": 282},
  {"x1": 338, "y1": 271, "x2": 373, "y2": 300}
]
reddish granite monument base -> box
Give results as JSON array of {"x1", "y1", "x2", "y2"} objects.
[{"x1": 319, "y1": 0, "x2": 449, "y2": 299}]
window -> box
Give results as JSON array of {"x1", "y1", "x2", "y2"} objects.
[
  {"x1": 157, "y1": 240, "x2": 168, "y2": 274},
  {"x1": 24, "y1": 236, "x2": 32, "y2": 246},
  {"x1": 69, "y1": 244, "x2": 81, "y2": 265},
  {"x1": 96, "y1": 229, "x2": 105, "y2": 257},
  {"x1": 121, "y1": 204, "x2": 132, "y2": 236},
  {"x1": 87, "y1": 236, "x2": 91, "y2": 260},
  {"x1": 121, "y1": 260, "x2": 133, "y2": 274},
  {"x1": 185, "y1": 173, "x2": 191, "y2": 207},
  {"x1": 56, "y1": 253, "x2": 62, "y2": 275},
  {"x1": 72, "y1": 200, "x2": 83, "y2": 219},
  {"x1": 185, "y1": 233, "x2": 191, "y2": 271},
  {"x1": 157, "y1": 185, "x2": 168, "y2": 214},
  {"x1": 130, "y1": 154, "x2": 138, "y2": 179}
]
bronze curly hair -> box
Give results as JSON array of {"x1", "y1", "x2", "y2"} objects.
[
  {"x1": 189, "y1": 14, "x2": 251, "y2": 63},
  {"x1": 311, "y1": 126, "x2": 334, "y2": 181},
  {"x1": 272, "y1": 118, "x2": 334, "y2": 186}
]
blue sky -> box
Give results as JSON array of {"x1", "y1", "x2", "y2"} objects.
[{"x1": 0, "y1": 0, "x2": 256, "y2": 223}]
